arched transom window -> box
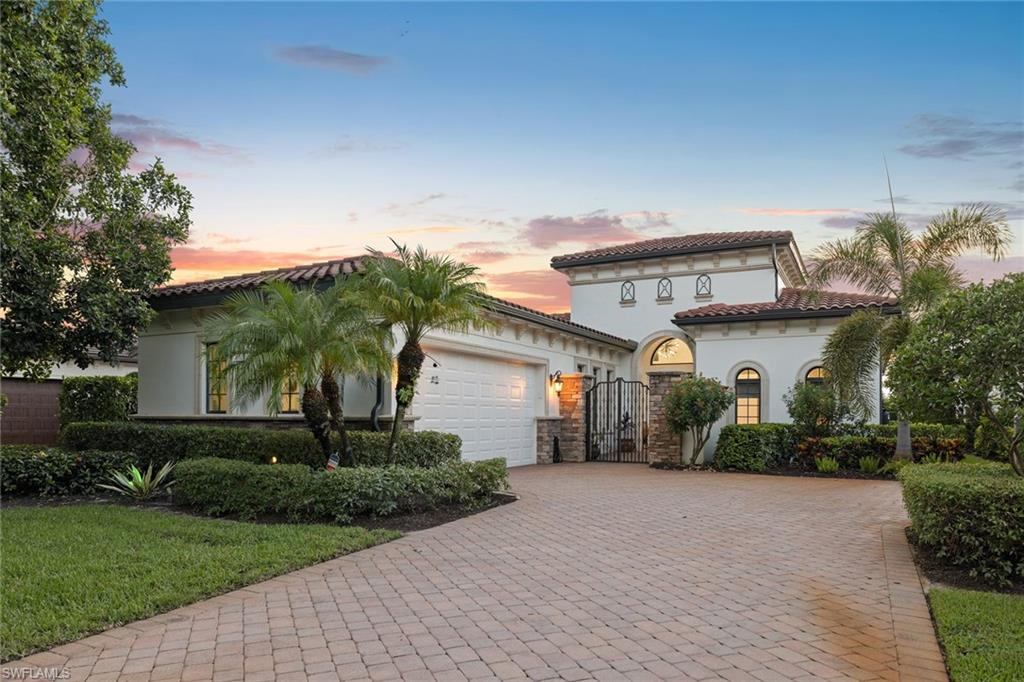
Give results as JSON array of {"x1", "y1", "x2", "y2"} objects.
[
  {"x1": 620, "y1": 280, "x2": 635, "y2": 302},
  {"x1": 805, "y1": 366, "x2": 827, "y2": 386},
  {"x1": 696, "y1": 274, "x2": 712, "y2": 296},
  {"x1": 657, "y1": 277, "x2": 672, "y2": 299},
  {"x1": 735, "y1": 368, "x2": 761, "y2": 424},
  {"x1": 651, "y1": 338, "x2": 693, "y2": 366}
]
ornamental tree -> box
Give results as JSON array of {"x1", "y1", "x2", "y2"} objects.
[
  {"x1": 783, "y1": 381, "x2": 852, "y2": 438},
  {"x1": 664, "y1": 376, "x2": 735, "y2": 466},
  {"x1": 1, "y1": 0, "x2": 192, "y2": 379},
  {"x1": 887, "y1": 274, "x2": 1024, "y2": 475}
]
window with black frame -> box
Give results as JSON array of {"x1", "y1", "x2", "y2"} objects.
[
  {"x1": 280, "y1": 376, "x2": 301, "y2": 413},
  {"x1": 621, "y1": 280, "x2": 635, "y2": 302},
  {"x1": 735, "y1": 368, "x2": 761, "y2": 424},
  {"x1": 205, "y1": 343, "x2": 228, "y2": 414},
  {"x1": 657, "y1": 277, "x2": 672, "y2": 299},
  {"x1": 696, "y1": 274, "x2": 712, "y2": 296},
  {"x1": 805, "y1": 366, "x2": 827, "y2": 386}
]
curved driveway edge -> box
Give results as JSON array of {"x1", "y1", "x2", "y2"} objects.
[{"x1": 3, "y1": 464, "x2": 946, "y2": 681}]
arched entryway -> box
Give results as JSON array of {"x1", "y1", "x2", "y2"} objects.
[{"x1": 636, "y1": 333, "x2": 695, "y2": 383}]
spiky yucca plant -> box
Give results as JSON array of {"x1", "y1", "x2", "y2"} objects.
[{"x1": 98, "y1": 461, "x2": 175, "y2": 500}]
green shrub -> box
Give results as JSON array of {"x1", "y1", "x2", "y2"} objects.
[
  {"x1": 714, "y1": 424, "x2": 799, "y2": 472},
  {"x1": 60, "y1": 422, "x2": 461, "y2": 469},
  {"x1": 174, "y1": 457, "x2": 508, "y2": 523},
  {"x1": 858, "y1": 456, "x2": 881, "y2": 474},
  {"x1": 784, "y1": 381, "x2": 851, "y2": 437},
  {"x1": 0, "y1": 446, "x2": 137, "y2": 496},
  {"x1": 796, "y1": 436, "x2": 966, "y2": 469},
  {"x1": 975, "y1": 414, "x2": 1013, "y2": 462},
  {"x1": 58, "y1": 375, "x2": 138, "y2": 426},
  {"x1": 815, "y1": 456, "x2": 839, "y2": 473},
  {"x1": 864, "y1": 423, "x2": 965, "y2": 440},
  {"x1": 664, "y1": 376, "x2": 735, "y2": 465},
  {"x1": 900, "y1": 462, "x2": 1024, "y2": 585}
]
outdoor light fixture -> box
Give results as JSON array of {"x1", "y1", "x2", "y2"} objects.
[
  {"x1": 550, "y1": 370, "x2": 564, "y2": 395},
  {"x1": 270, "y1": 456, "x2": 278, "y2": 465}
]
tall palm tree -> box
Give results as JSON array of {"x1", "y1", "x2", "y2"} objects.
[
  {"x1": 204, "y1": 278, "x2": 390, "y2": 466},
  {"x1": 359, "y1": 241, "x2": 491, "y2": 462},
  {"x1": 807, "y1": 203, "x2": 1011, "y2": 452}
]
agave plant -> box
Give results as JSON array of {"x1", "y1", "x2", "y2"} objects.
[{"x1": 98, "y1": 462, "x2": 175, "y2": 500}]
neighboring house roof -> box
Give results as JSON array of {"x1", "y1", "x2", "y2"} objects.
[
  {"x1": 550, "y1": 231, "x2": 795, "y2": 268},
  {"x1": 150, "y1": 257, "x2": 636, "y2": 350},
  {"x1": 673, "y1": 288, "x2": 899, "y2": 326}
]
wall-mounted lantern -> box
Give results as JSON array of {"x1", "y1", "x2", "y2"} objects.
[{"x1": 550, "y1": 370, "x2": 564, "y2": 395}]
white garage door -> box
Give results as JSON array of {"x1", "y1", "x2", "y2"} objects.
[{"x1": 415, "y1": 347, "x2": 540, "y2": 467}]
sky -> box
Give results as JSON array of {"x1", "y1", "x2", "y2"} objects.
[{"x1": 101, "y1": 1, "x2": 1023, "y2": 312}]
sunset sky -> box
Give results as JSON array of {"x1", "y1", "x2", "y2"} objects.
[{"x1": 101, "y1": 2, "x2": 1022, "y2": 312}]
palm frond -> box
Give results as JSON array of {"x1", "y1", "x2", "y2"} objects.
[
  {"x1": 918, "y1": 203, "x2": 1012, "y2": 265},
  {"x1": 822, "y1": 310, "x2": 886, "y2": 419}
]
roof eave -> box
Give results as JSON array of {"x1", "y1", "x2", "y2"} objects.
[
  {"x1": 550, "y1": 237, "x2": 794, "y2": 270},
  {"x1": 672, "y1": 304, "x2": 901, "y2": 327},
  {"x1": 483, "y1": 299, "x2": 637, "y2": 350}
]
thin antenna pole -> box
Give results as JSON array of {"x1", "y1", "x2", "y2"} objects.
[{"x1": 883, "y1": 154, "x2": 897, "y2": 218}]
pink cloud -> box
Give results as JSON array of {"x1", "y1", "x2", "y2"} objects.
[
  {"x1": 956, "y1": 255, "x2": 1024, "y2": 283},
  {"x1": 522, "y1": 212, "x2": 641, "y2": 249},
  {"x1": 169, "y1": 246, "x2": 332, "y2": 283},
  {"x1": 205, "y1": 232, "x2": 251, "y2": 246},
  {"x1": 484, "y1": 269, "x2": 569, "y2": 312},
  {"x1": 463, "y1": 250, "x2": 517, "y2": 265},
  {"x1": 111, "y1": 114, "x2": 246, "y2": 162}
]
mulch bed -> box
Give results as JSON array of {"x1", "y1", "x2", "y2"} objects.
[
  {"x1": 2, "y1": 492, "x2": 518, "y2": 533},
  {"x1": 905, "y1": 527, "x2": 1024, "y2": 595}
]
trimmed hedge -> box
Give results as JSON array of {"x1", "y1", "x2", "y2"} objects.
[
  {"x1": 714, "y1": 424, "x2": 799, "y2": 472},
  {"x1": 795, "y1": 436, "x2": 966, "y2": 469},
  {"x1": 900, "y1": 461, "x2": 1024, "y2": 585},
  {"x1": 174, "y1": 457, "x2": 508, "y2": 523},
  {"x1": 58, "y1": 375, "x2": 138, "y2": 426},
  {"x1": 0, "y1": 446, "x2": 136, "y2": 497},
  {"x1": 60, "y1": 422, "x2": 461, "y2": 469},
  {"x1": 864, "y1": 423, "x2": 965, "y2": 440}
]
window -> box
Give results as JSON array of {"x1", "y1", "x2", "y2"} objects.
[
  {"x1": 805, "y1": 366, "x2": 827, "y2": 386},
  {"x1": 696, "y1": 274, "x2": 712, "y2": 296},
  {"x1": 735, "y1": 368, "x2": 761, "y2": 425},
  {"x1": 657, "y1": 277, "x2": 672, "y2": 299},
  {"x1": 205, "y1": 343, "x2": 228, "y2": 414},
  {"x1": 577, "y1": 363, "x2": 588, "y2": 374},
  {"x1": 607, "y1": 369, "x2": 615, "y2": 382},
  {"x1": 280, "y1": 376, "x2": 301, "y2": 413},
  {"x1": 651, "y1": 338, "x2": 693, "y2": 366},
  {"x1": 620, "y1": 280, "x2": 635, "y2": 302}
]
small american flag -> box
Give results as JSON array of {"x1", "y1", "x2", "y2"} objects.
[{"x1": 326, "y1": 451, "x2": 340, "y2": 471}]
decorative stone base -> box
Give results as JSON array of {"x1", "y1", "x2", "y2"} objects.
[
  {"x1": 556, "y1": 374, "x2": 594, "y2": 463},
  {"x1": 536, "y1": 417, "x2": 563, "y2": 464},
  {"x1": 647, "y1": 371, "x2": 687, "y2": 465}
]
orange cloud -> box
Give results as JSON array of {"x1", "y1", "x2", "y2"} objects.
[
  {"x1": 484, "y1": 269, "x2": 569, "y2": 312},
  {"x1": 169, "y1": 246, "x2": 347, "y2": 283}
]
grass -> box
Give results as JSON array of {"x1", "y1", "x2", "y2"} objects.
[
  {"x1": 929, "y1": 587, "x2": 1024, "y2": 682},
  {"x1": 0, "y1": 504, "x2": 398, "y2": 661}
]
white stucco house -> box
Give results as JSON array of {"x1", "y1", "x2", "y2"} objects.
[{"x1": 136, "y1": 230, "x2": 897, "y2": 465}]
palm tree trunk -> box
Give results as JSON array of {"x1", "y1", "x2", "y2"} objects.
[
  {"x1": 387, "y1": 339, "x2": 425, "y2": 463},
  {"x1": 321, "y1": 373, "x2": 354, "y2": 467},
  {"x1": 895, "y1": 419, "x2": 912, "y2": 461},
  {"x1": 301, "y1": 385, "x2": 333, "y2": 461}
]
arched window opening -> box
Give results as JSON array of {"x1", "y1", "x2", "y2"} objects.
[
  {"x1": 735, "y1": 368, "x2": 761, "y2": 424},
  {"x1": 657, "y1": 277, "x2": 672, "y2": 300},
  {"x1": 620, "y1": 280, "x2": 635, "y2": 302},
  {"x1": 696, "y1": 274, "x2": 712, "y2": 296},
  {"x1": 805, "y1": 366, "x2": 827, "y2": 386},
  {"x1": 651, "y1": 338, "x2": 693, "y2": 366}
]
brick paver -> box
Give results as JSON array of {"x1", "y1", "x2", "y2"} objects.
[{"x1": 3, "y1": 465, "x2": 945, "y2": 681}]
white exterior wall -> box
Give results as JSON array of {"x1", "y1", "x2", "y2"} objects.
[
  {"x1": 684, "y1": 316, "x2": 882, "y2": 460},
  {"x1": 564, "y1": 248, "x2": 779, "y2": 342}
]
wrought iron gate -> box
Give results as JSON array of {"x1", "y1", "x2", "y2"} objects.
[{"x1": 585, "y1": 378, "x2": 649, "y2": 463}]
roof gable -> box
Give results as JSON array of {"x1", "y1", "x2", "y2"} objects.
[{"x1": 550, "y1": 231, "x2": 794, "y2": 268}]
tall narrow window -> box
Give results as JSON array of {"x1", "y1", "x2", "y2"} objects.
[
  {"x1": 735, "y1": 368, "x2": 761, "y2": 424},
  {"x1": 657, "y1": 277, "x2": 672, "y2": 299},
  {"x1": 805, "y1": 366, "x2": 827, "y2": 386},
  {"x1": 620, "y1": 280, "x2": 635, "y2": 302},
  {"x1": 205, "y1": 343, "x2": 228, "y2": 414},
  {"x1": 280, "y1": 376, "x2": 301, "y2": 414},
  {"x1": 696, "y1": 274, "x2": 712, "y2": 296}
]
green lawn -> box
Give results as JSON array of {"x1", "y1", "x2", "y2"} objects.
[
  {"x1": 0, "y1": 504, "x2": 398, "y2": 661},
  {"x1": 929, "y1": 587, "x2": 1024, "y2": 682}
]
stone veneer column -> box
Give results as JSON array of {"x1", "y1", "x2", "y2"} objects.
[
  {"x1": 535, "y1": 417, "x2": 562, "y2": 464},
  {"x1": 647, "y1": 371, "x2": 686, "y2": 465},
  {"x1": 556, "y1": 374, "x2": 593, "y2": 463}
]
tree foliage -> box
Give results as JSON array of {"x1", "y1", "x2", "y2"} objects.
[
  {"x1": 1, "y1": 0, "x2": 192, "y2": 379},
  {"x1": 663, "y1": 376, "x2": 735, "y2": 465},
  {"x1": 783, "y1": 380, "x2": 852, "y2": 438},
  {"x1": 887, "y1": 274, "x2": 1024, "y2": 475},
  {"x1": 808, "y1": 206, "x2": 1012, "y2": 417}
]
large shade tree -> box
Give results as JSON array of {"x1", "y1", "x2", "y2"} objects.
[
  {"x1": 359, "y1": 242, "x2": 491, "y2": 462},
  {"x1": 204, "y1": 279, "x2": 390, "y2": 466},
  {"x1": 807, "y1": 204, "x2": 1012, "y2": 450},
  {"x1": 887, "y1": 274, "x2": 1024, "y2": 475},
  {"x1": 1, "y1": 0, "x2": 192, "y2": 379}
]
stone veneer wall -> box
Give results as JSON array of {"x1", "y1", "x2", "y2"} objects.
[
  {"x1": 535, "y1": 417, "x2": 563, "y2": 465},
  {"x1": 555, "y1": 374, "x2": 594, "y2": 463},
  {"x1": 647, "y1": 371, "x2": 686, "y2": 465}
]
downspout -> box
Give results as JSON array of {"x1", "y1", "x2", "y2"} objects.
[
  {"x1": 370, "y1": 375, "x2": 384, "y2": 432},
  {"x1": 771, "y1": 243, "x2": 779, "y2": 300}
]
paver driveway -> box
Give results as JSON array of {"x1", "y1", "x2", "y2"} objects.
[{"x1": 5, "y1": 465, "x2": 946, "y2": 681}]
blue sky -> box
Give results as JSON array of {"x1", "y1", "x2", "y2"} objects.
[{"x1": 101, "y1": 1, "x2": 1023, "y2": 310}]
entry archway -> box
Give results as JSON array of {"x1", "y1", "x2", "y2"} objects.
[{"x1": 636, "y1": 332, "x2": 695, "y2": 383}]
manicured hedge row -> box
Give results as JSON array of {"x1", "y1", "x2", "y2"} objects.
[
  {"x1": 796, "y1": 436, "x2": 966, "y2": 469},
  {"x1": 174, "y1": 457, "x2": 508, "y2": 523},
  {"x1": 60, "y1": 422, "x2": 461, "y2": 469},
  {"x1": 0, "y1": 445, "x2": 136, "y2": 497},
  {"x1": 864, "y1": 423, "x2": 965, "y2": 440},
  {"x1": 900, "y1": 462, "x2": 1024, "y2": 585},
  {"x1": 58, "y1": 375, "x2": 138, "y2": 426},
  {"x1": 714, "y1": 424, "x2": 799, "y2": 472}
]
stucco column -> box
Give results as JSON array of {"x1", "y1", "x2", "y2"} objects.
[
  {"x1": 647, "y1": 371, "x2": 686, "y2": 465},
  {"x1": 556, "y1": 373, "x2": 593, "y2": 463}
]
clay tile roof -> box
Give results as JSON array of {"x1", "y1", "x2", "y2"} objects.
[
  {"x1": 151, "y1": 257, "x2": 366, "y2": 299},
  {"x1": 550, "y1": 231, "x2": 794, "y2": 268},
  {"x1": 151, "y1": 257, "x2": 635, "y2": 349},
  {"x1": 549, "y1": 312, "x2": 571, "y2": 322},
  {"x1": 674, "y1": 288, "x2": 898, "y2": 324}
]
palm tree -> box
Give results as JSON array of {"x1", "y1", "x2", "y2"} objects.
[
  {"x1": 807, "y1": 203, "x2": 1011, "y2": 454},
  {"x1": 359, "y1": 241, "x2": 491, "y2": 462},
  {"x1": 204, "y1": 278, "x2": 390, "y2": 466}
]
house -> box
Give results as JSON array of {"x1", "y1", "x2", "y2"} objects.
[{"x1": 135, "y1": 231, "x2": 897, "y2": 465}]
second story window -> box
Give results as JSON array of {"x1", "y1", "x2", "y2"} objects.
[
  {"x1": 657, "y1": 277, "x2": 672, "y2": 299},
  {"x1": 205, "y1": 343, "x2": 228, "y2": 414},
  {"x1": 696, "y1": 274, "x2": 712, "y2": 296},
  {"x1": 620, "y1": 280, "x2": 635, "y2": 303},
  {"x1": 280, "y1": 376, "x2": 301, "y2": 414}
]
